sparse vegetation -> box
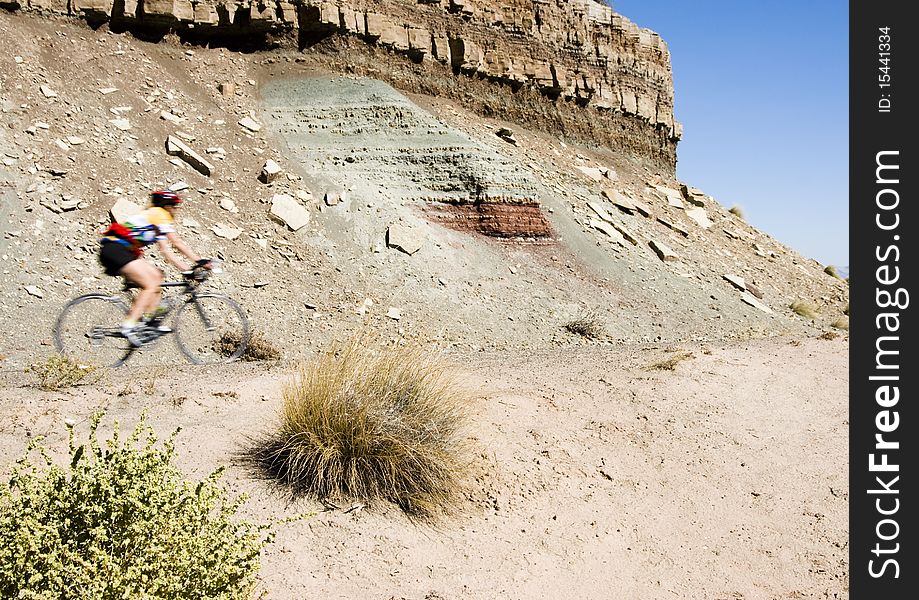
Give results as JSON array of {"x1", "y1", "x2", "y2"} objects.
[
  {"x1": 819, "y1": 331, "x2": 840, "y2": 341},
  {"x1": 647, "y1": 350, "x2": 695, "y2": 371},
  {"x1": 564, "y1": 310, "x2": 606, "y2": 340},
  {"x1": 26, "y1": 354, "x2": 100, "y2": 391},
  {"x1": 246, "y1": 333, "x2": 472, "y2": 517},
  {"x1": 831, "y1": 317, "x2": 849, "y2": 331},
  {"x1": 824, "y1": 265, "x2": 841, "y2": 279},
  {"x1": 0, "y1": 411, "x2": 278, "y2": 599},
  {"x1": 219, "y1": 329, "x2": 281, "y2": 362},
  {"x1": 790, "y1": 300, "x2": 820, "y2": 319},
  {"x1": 728, "y1": 205, "x2": 745, "y2": 219}
]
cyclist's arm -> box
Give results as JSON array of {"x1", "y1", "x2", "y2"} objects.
[{"x1": 157, "y1": 234, "x2": 194, "y2": 272}]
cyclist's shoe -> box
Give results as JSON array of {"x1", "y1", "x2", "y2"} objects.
[
  {"x1": 120, "y1": 324, "x2": 145, "y2": 348},
  {"x1": 146, "y1": 319, "x2": 172, "y2": 334}
]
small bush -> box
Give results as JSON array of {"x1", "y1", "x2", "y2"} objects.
[
  {"x1": 790, "y1": 300, "x2": 819, "y2": 319},
  {"x1": 728, "y1": 205, "x2": 745, "y2": 219},
  {"x1": 246, "y1": 333, "x2": 472, "y2": 517},
  {"x1": 819, "y1": 331, "x2": 840, "y2": 341},
  {"x1": 824, "y1": 265, "x2": 842, "y2": 279},
  {"x1": 831, "y1": 316, "x2": 849, "y2": 331},
  {"x1": 218, "y1": 329, "x2": 282, "y2": 362},
  {"x1": 0, "y1": 412, "x2": 276, "y2": 599},
  {"x1": 564, "y1": 310, "x2": 606, "y2": 340},
  {"x1": 26, "y1": 354, "x2": 100, "y2": 391},
  {"x1": 647, "y1": 350, "x2": 694, "y2": 371}
]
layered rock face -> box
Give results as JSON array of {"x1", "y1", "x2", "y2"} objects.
[{"x1": 13, "y1": 0, "x2": 679, "y2": 168}]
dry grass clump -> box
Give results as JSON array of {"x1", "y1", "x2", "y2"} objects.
[
  {"x1": 26, "y1": 354, "x2": 100, "y2": 391},
  {"x1": 564, "y1": 310, "x2": 606, "y2": 340},
  {"x1": 790, "y1": 300, "x2": 820, "y2": 319},
  {"x1": 647, "y1": 349, "x2": 695, "y2": 371},
  {"x1": 728, "y1": 205, "x2": 745, "y2": 219},
  {"x1": 819, "y1": 331, "x2": 840, "y2": 341},
  {"x1": 824, "y1": 265, "x2": 842, "y2": 279},
  {"x1": 831, "y1": 316, "x2": 849, "y2": 330},
  {"x1": 218, "y1": 329, "x2": 281, "y2": 362},
  {"x1": 246, "y1": 334, "x2": 472, "y2": 517}
]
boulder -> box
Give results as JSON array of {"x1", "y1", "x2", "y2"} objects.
[{"x1": 269, "y1": 194, "x2": 311, "y2": 231}]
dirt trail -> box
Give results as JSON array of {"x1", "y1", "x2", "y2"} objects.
[{"x1": 0, "y1": 336, "x2": 849, "y2": 599}]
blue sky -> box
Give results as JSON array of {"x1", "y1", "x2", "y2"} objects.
[{"x1": 607, "y1": 1, "x2": 848, "y2": 268}]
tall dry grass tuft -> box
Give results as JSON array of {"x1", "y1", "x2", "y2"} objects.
[
  {"x1": 790, "y1": 300, "x2": 819, "y2": 319},
  {"x1": 728, "y1": 205, "x2": 745, "y2": 220},
  {"x1": 246, "y1": 333, "x2": 472, "y2": 517},
  {"x1": 824, "y1": 265, "x2": 841, "y2": 279}
]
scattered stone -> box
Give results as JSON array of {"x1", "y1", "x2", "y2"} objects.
[
  {"x1": 219, "y1": 197, "x2": 239, "y2": 213},
  {"x1": 25, "y1": 286, "x2": 44, "y2": 298},
  {"x1": 14, "y1": 56, "x2": 23, "y2": 64},
  {"x1": 35, "y1": 122, "x2": 50, "y2": 130},
  {"x1": 386, "y1": 223, "x2": 424, "y2": 255},
  {"x1": 324, "y1": 190, "x2": 344, "y2": 206},
  {"x1": 653, "y1": 184, "x2": 685, "y2": 208},
  {"x1": 259, "y1": 159, "x2": 282, "y2": 184},
  {"x1": 54, "y1": 139, "x2": 69, "y2": 151},
  {"x1": 165, "y1": 135, "x2": 214, "y2": 176},
  {"x1": 269, "y1": 194, "x2": 311, "y2": 231},
  {"x1": 109, "y1": 118, "x2": 131, "y2": 131},
  {"x1": 160, "y1": 110, "x2": 184, "y2": 124},
  {"x1": 58, "y1": 196, "x2": 81, "y2": 211},
  {"x1": 604, "y1": 190, "x2": 636, "y2": 213},
  {"x1": 40, "y1": 85, "x2": 57, "y2": 98},
  {"x1": 684, "y1": 207, "x2": 713, "y2": 229},
  {"x1": 296, "y1": 190, "x2": 313, "y2": 202},
  {"x1": 649, "y1": 239, "x2": 678, "y2": 262},
  {"x1": 632, "y1": 200, "x2": 652, "y2": 218},
  {"x1": 238, "y1": 117, "x2": 261, "y2": 133},
  {"x1": 590, "y1": 219, "x2": 625, "y2": 244},
  {"x1": 723, "y1": 274, "x2": 747, "y2": 291},
  {"x1": 66, "y1": 136, "x2": 85, "y2": 145},
  {"x1": 386, "y1": 307, "x2": 402, "y2": 320},
  {"x1": 587, "y1": 201, "x2": 616, "y2": 224},
  {"x1": 741, "y1": 292, "x2": 773, "y2": 314},
  {"x1": 218, "y1": 82, "x2": 236, "y2": 96},
  {"x1": 211, "y1": 223, "x2": 242, "y2": 240},
  {"x1": 110, "y1": 198, "x2": 143, "y2": 223},
  {"x1": 656, "y1": 217, "x2": 689, "y2": 237},
  {"x1": 610, "y1": 221, "x2": 638, "y2": 245},
  {"x1": 746, "y1": 283, "x2": 764, "y2": 299},
  {"x1": 168, "y1": 181, "x2": 189, "y2": 192},
  {"x1": 98, "y1": 87, "x2": 119, "y2": 95},
  {"x1": 576, "y1": 166, "x2": 604, "y2": 182}
]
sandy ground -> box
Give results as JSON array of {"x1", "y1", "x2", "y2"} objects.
[{"x1": 0, "y1": 335, "x2": 848, "y2": 599}]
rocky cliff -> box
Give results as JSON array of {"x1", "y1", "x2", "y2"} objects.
[{"x1": 5, "y1": 0, "x2": 679, "y2": 169}]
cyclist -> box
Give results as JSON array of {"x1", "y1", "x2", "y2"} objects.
[{"x1": 98, "y1": 190, "x2": 210, "y2": 347}]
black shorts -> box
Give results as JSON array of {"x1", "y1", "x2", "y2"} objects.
[{"x1": 99, "y1": 241, "x2": 140, "y2": 276}]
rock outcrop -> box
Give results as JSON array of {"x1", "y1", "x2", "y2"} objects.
[{"x1": 10, "y1": 0, "x2": 680, "y2": 169}]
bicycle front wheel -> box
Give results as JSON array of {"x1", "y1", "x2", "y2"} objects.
[
  {"x1": 53, "y1": 294, "x2": 133, "y2": 368},
  {"x1": 174, "y1": 294, "x2": 250, "y2": 365}
]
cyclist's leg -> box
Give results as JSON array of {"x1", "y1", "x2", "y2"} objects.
[{"x1": 119, "y1": 258, "x2": 164, "y2": 324}]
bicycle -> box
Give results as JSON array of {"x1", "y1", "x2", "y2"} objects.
[{"x1": 53, "y1": 260, "x2": 250, "y2": 368}]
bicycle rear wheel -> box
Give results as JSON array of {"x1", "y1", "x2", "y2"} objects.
[
  {"x1": 53, "y1": 294, "x2": 133, "y2": 368},
  {"x1": 173, "y1": 294, "x2": 250, "y2": 365}
]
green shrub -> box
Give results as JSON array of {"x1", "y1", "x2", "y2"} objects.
[
  {"x1": 246, "y1": 333, "x2": 472, "y2": 517},
  {"x1": 26, "y1": 354, "x2": 100, "y2": 391},
  {"x1": 0, "y1": 412, "x2": 274, "y2": 599}
]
